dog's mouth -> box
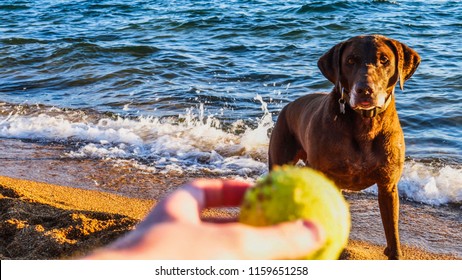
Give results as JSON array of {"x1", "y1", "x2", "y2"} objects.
[
  {"x1": 349, "y1": 92, "x2": 387, "y2": 111},
  {"x1": 351, "y1": 103, "x2": 384, "y2": 111},
  {"x1": 352, "y1": 103, "x2": 377, "y2": 110},
  {"x1": 350, "y1": 100, "x2": 383, "y2": 111}
]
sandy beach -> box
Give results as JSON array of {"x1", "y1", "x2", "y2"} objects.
[{"x1": 0, "y1": 175, "x2": 459, "y2": 260}]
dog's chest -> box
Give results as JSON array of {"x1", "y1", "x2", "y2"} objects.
[{"x1": 311, "y1": 140, "x2": 386, "y2": 191}]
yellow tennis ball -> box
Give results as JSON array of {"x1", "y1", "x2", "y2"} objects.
[{"x1": 239, "y1": 165, "x2": 350, "y2": 259}]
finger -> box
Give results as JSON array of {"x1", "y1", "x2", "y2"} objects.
[
  {"x1": 149, "y1": 186, "x2": 204, "y2": 224},
  {"x1": 189, "y1": 179, "x2": 252, "y2": 208},
  {"x1": 236, "y1": 220, "x2": 326, "y2": 260},
  {"x1": 140, "y1": 179, "x2": 251, "y2": 225}
]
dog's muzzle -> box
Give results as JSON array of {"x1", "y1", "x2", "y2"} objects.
[{"x1": 338, "y1": 88, "x2": 393, "y2": 118}]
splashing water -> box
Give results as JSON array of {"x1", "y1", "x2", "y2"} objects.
[{"x1": 400, "y1": 162, "x2": 462, "y2": 206}]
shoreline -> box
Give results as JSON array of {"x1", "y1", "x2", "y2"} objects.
[{"x1": 0, "y1": 175, "x2": 459, "y2": 260}]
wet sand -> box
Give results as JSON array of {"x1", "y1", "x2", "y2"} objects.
[{"x1": 0, "y1": 175, "x2": 459, "y2": 260}]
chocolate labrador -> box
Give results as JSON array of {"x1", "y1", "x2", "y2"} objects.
[{"x1": 268, "y1": 35, "x2": 420, "y2": 259}]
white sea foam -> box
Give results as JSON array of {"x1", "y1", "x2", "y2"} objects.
[
  {"x1": 0, "y1": 101, "x2": 461, "y2": 206},
  {"x1": 0, "y1": 100, "x2": 271, "y2": 177},
  {"x1": 362, "y1": 162, "x2": 462, "y2": 206},
  {"x1": 399, "y1": 162, "x2": 462, "y2": 206}
]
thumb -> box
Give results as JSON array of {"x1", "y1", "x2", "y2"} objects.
[{"x1": 239, "y1": 220, "x2": 325, "y2": 260}]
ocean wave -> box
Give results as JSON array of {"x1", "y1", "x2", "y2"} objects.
[
  {"x1": 297, "y1": 1, "x2": 351, "y2": 14},
  {"x1": 365, "y1": 162, "x2": 462, "y2": 206},
  {"x1": 400, "y1": 162, "x2": 462, "y2": 206},
  {"x1": 0, "y1": 99, "x2": 272, "y2": 178}
]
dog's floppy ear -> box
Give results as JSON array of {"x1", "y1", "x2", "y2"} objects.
[
  {"x1": 318, "y1": 41, "x2": 345, "y2": 92},
  {"x1": 387, "y1": 39, "x2": 421, "y2": 90}
]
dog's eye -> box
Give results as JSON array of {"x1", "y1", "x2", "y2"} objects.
[
  {"x1": 347, "y1": 56, "x2": 356, "y2": 65},
  {"x1": 380, "y1": 55, "x2": 390, "y2": 65}
]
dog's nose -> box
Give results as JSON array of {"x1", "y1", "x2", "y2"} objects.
[{"x1": 356, "y1": 85, "x2": 374, "y2": 95}]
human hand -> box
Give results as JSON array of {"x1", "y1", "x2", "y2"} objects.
[{"x1": 85, "y1": 179, "x2": 325, "y2": 260}]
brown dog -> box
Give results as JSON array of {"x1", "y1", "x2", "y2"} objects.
[{"x1": 268, "y1": 35, "x2": 420, "y2": 259}]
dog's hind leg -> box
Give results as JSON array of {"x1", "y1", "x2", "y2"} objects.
[{"x1": 268, "y1": 107, "x2": 306, "y2": 170}]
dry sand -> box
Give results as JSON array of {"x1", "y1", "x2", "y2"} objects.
[{"x1": 0, "y1": 175, "x2": 459, "y2": 260}]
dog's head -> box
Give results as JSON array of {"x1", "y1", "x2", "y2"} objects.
[{"x1": 318, "y1": 35, "x2": 420, "y2": 114}]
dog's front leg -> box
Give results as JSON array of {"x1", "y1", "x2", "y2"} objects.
[{"x1": 377, "y1": 183, "x2": 403, "y2": 260}]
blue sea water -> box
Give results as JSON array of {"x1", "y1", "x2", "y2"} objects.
[{"x1": 0, "y1": 0, "x2": 461, "y2": 204}]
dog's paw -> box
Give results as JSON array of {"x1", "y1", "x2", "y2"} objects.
[{"x1": 384, "y1": 247, "x2": 403, "y2": 260}]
